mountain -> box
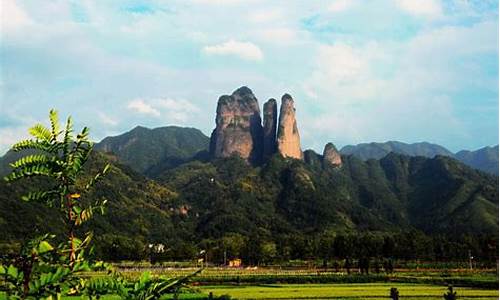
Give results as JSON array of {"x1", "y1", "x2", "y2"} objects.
[
  {"x1": 0, "y1": 86, "x2": 497, "y2": 262},
  {"x1": 0, "y1": 151, "x2": 180, "y2": 260},
  {"x1": 209, "y1": 87, "x2": 303, "y2": 164},
  {"x1": 455, "y1": 145, "x2": 499, "y2": 176},
  {"x1": 2, "y1": 150, "x2": 496, "y2": 247},
  {"x1": 95, "y1": 125, "x2": 209, "y2": 177},
  {"x1": 340, "y1": 141, "x2": 454, "y2": 160},
  {"x1": 340, "y1": 141, "x2": 499, "y2": 176}
]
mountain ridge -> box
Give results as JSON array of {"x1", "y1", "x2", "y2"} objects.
[
  {"x1": 95, "y1": 125, "x2": 209, "y2": 177},
  {"x1": 0, "y1": 86, "x2": 497, "y2": 263},
  {"x1": 340, "y1": 141, "x2": 498, "y2": 175}
]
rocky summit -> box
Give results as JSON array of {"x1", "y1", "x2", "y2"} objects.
[
  {"x1": 323, "y1": 143, "x2": 342, "y2": 167},
  {"x1": 209, "y1": 87, "x2": 264, "y2": 164},
  {"x1": 209, "y1": 87, "x2": 340, "y2": 165},
  {"x1": 263, "y1": 98, "x2": 278, "y2": 160},
  {"x1": 277, "y1": 94, "x2": 302, "y2": 160}
]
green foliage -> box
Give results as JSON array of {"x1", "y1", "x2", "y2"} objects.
[
  {"x1": 0, "y1": 110, "x2": 112, "y2": 299},
  {"x1": 200, "y1": 283, "x2": 498, "y2": 300},
  {"x1": 116, "y1": 268, "x2": 202, "y2": 300},
  {"x1": 0, "y1": 110, "x2": 203, "y2": 299},
  {"x1": 95, "y1": 125, "x2": 210, "y2": 175},
  {"x1": 0, "y1": 233, "x2": 92, "y2": 299},
  {"x1": 4, "y1": 109, "x2": 109, "y2": 213},
  {"x1": 0, "y1": 124, "x2": 498, "y2": 265}
]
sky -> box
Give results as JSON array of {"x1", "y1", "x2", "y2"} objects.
[{"x1": 0, "y1": 0, "x2": 498, "y2": 155}]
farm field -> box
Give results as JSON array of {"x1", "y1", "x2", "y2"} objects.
[
  {"x1": 199, "y1": 283, "x2": 499, "y2": 299},
  {"x1": 0, "y1": 294, "x2": 206, "y2": 300},
  {"x1": 112, "y1": 265, "x2": 498, "y2": 288},
  {"x1": 2, "y1": 267, "x2": 497, "y2": 299},
  {"x1": 2, "y1": 282, "x2": 497, "y2": 300}
]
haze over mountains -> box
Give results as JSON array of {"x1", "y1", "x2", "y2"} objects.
[
  {"x1": 0, "y1": 87, "x2": 498, "y2": 256},
  {"x1": 340, "y1": 142, "x2": 499, "y2": 175}
]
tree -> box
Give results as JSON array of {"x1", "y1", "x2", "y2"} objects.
[
  {"x1": 1, "y1": 109, "x2": 109, "y2": 299},
  {"x1": 260, "y1": 242, "x2": 277, "y2": 265},
  {"x1": 0, "y1": 110, "x2": 199, "y2": 299}
]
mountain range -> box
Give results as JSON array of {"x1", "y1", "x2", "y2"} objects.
[
  {"x1": 93, "y1": 128, "x2": 498, "y2": 177},
  {"x1": 0, "y1": 86, "x2": 497, "y2": 261},
  {"x1": 340, "y1": 141, "x2": 498, "y2": 175},
  {"x1": 95, "y1": 125, "x2": 209, "y2": 177}
]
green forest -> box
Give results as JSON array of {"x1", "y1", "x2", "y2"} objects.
[{"x1": 1, "y1": 124, "x2": 498, "y2": 266}]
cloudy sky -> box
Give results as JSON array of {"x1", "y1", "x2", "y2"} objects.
[{"x1": 1, "y1": 0, "x2": 498, "y2": 154}]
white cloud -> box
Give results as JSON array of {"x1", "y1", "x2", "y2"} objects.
[
  {"x1": 248, "y1": 8, "x2": 284, "y2": 23},
  {"x1": 127, "y1": 99, "x2": 160, "y2": 116},
  {"x1": 1, "y1": 0, "x2": 33, "y2": 32},
  {"x1": 328, "y1": 0, "x2": 354, "y2": 13},
  {"x1": 1, "y1": 1, "x2": 497, "y2": 153},
  {"x1": 191, "y1": 0, "x2": 259, "y2": 5},
  {"x1": 155, "y1": 98, "x2": 199, "y2": 113},
  {"x1": 98, "y1": 112, "x2": 118, "y2": 126},
  {"x1": 305, "y1": 43, "x2": 387, "y2": 103},
  {"x1": 203, "y1": 40, "x2": 263, "y2": 61},
  {"x1": 300, "y1": 19, "x2": 498, "y2": 151},
  {"x1": 394, "y1": 0, "x2": 442, "y2": 17},
  {"x1": 254, "y1": 28, "x2": 299, "y2": 45},
  {"x1": 303, "y1": 85, "x2": 318, "y2": 99},
  {"x1": 315, "y1": 44, "x2": 365, "y2": 82},
  {"x1": 155, "y1": 98, "x2": 200, "y2": 123},
  {"x1": 125, "y1": 97, "x2": 200, "y2": 124}
]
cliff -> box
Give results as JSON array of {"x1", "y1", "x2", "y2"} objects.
[{"x1": 277, "y1": 94, "x2": 302, "y2": 159}]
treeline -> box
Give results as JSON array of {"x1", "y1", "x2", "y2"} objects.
[{"x1": 93, "y1": 231, "x2": 498, "y2": 267}]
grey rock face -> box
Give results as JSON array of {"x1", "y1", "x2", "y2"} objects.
[
  {"x1": 263, "y1": 98, "x2": 277, "y2": 159},
  {"x1": 323, "y1": 142, "x2": 342, "y2": 167},
  {"x1": 209, "y1": 86, "x2": 263, "y2": 164}
]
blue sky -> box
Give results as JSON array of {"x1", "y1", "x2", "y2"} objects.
[{"x1": 0, "y1": 0, "x2": 498, "y2": 154}]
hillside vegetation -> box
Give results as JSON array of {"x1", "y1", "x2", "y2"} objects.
[{"x1": 1, "y1": 147, "x2": 497, "y2": 263}]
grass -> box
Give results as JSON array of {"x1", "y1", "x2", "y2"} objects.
[
  {"x1": 0, "y1": 292, "x2": 207, "y2": 300},
  {"x1": 112, "y1": 266, "x2": 498, "y2": 288},
  {"x1": 1, "y1": 267, "x2": 497, "y2": 299},
  {"x1": 199, "y1": 283, "x2": 499, "y2": 299}
]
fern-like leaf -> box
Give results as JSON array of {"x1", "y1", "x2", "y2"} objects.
[
  {"x1": 85, "y1": 164, "x2": 110, "y2": 190},
  {"x1": 10, "y1": 154, "x2": 51, "y2": 169},
  {"x1": 76, "y1": 127, "x2": 90, "y2": 143},
  {"x1": 29, "y1": 124, "x2": 52, "y2": 142},
  {"x1": 63, "y1": 117, "x2": 74, "y2": 158},
  {"x1": 21, "y1": 190, "x2": 59, "y2": 204},
  {"x1": 11, "y1": 139, "x2": 51, "y2": 152},
  {"x1": 4, "y1": 165, "x2": 53, "y2": 181},
  {"x1": 49, "y1": 109, "x2": 61, "y2": 142}
]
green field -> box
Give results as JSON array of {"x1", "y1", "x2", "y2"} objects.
[
  {"x1": 199, "y1": 283, "x2": 498, "y2": 299},
  {"x1": 1, "y1": 267, "x2": 497, "y2": 299},
  {"x1": 2, "y1": 283, "x2": 498, "y2": 300},
  {"x1": 0, "y1": 294, "x2": 207, "y2": 300}
]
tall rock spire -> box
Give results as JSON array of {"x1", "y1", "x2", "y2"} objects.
[
  {"x1": 209, "y1": 86, "x2": 263, "y2": 164},
  {"x1": 277, "y1": 94, "x2": 302, "y2": 160},
  {"x1": 263, "y1": 98, "x2": 277, "y2": 159},
  {"x1": 323, "y1": 143, "x2": 342, "y2": 167}
]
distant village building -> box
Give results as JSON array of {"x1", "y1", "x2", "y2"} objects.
[{"x1": 228, "y1": 258, "x2": 242, "y2": 267}]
